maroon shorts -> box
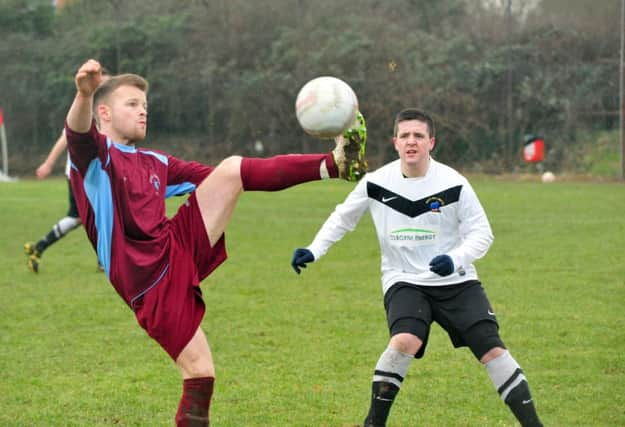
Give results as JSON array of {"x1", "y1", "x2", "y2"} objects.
[{"x1": 134, "y1": 192, "x2": 227, "y2": 360}]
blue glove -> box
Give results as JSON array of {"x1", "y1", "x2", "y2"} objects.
[
  {"x1": 291, "y1": 248, "x2": 314, "y2": 274},
  {"x1": 429, "y1": 254, "x2": 454, "y2": 276}
]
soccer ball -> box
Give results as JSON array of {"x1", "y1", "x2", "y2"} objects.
[
  {"x1": 541, "y1": 171, "x2": 556, "y2": 183},
  {"x1": 295, "y1": 76, "x2": 358, "y2": 138}
]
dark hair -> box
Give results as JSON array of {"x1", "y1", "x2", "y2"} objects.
[
  {"x1": 93, "y1": 73, "x2": 149, "y2": 108},
  {"x1": 393, "y1": 108, "x2": 435, "y2": 138}
]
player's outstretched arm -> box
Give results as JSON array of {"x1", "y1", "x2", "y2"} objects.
[
  {"x1": 291, "y1": 179, "x2": 369, "y2": 275},
  {"x1": 67, "y1": 59, "x2": 104, "y2": 133},
  {"x1": 36, "y1": 132, "x2": 67, "y2": 179}
]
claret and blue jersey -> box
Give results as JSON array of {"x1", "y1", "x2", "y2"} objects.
[{"x1": 65, "y1": 121, "x2": 213, "y2": 306}]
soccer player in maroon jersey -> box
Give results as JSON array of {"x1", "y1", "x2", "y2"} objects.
[{"x1": 64, "y1": 59, "x2": 366, "y2": 426}]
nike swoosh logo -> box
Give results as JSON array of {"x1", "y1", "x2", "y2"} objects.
[
  {"x1": 488, "y1": 310, "x2": 495, "y2": 316},
  {"x1": 382, "y1": 196, "x2": 398, "y2": 203},
  {"x1": 375, "y1": 396, "x2": 394, "y2": 402},
  {"x1": 522, "y1": 399, "x2": 533, "y2": 405}
]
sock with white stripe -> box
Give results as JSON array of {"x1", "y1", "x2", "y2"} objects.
[
  {"x1": 485, "y1": 350, "x2": 543, "y2": 427},
  {"x1": 364, "y1": 346, "x2": 413, "y2": 426},
  {"x1": 35, "y1": 216, "x2": 81, "y2": 254}
]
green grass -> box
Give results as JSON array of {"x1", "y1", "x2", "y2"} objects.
[
  {"x1": 1, "y1": 177, "x2": 624, "y2": 426},
  {"x1": 578, "y1": 130, "x2": 622, "y2": 178}
]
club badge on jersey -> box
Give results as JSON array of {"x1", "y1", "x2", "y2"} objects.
[{"x1": 426, "y1": 196, "x2": 445, "y2": 212}]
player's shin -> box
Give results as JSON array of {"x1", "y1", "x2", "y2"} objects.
[
  {"x1": 485, "y1": 350, "x2": 543, "y2": 427},
  {"x1": 239, "y1": 154, "x2": 337, "y2": 191},
  {"x1": 364, "y1": 347, "x2": 413, "y2": 427}
]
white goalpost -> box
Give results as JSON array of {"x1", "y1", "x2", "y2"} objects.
[{"x1": 0, "y1": 107, "x2": 17, "y2": 183}]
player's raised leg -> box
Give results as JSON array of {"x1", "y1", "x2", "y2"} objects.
[
  {"x1": 194, "y1": 152, "x2": 335, "y2": 244},
  {"x1": 194, "y1": 115, "x2": 367, "y2": 244}
]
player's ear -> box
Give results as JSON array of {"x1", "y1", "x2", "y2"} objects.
[
  {"x1": 392, "y1": 136, "x2": 399, "y2": 152},
  {"x1": 429, "y1": 137, "x2": 436, "y2": 152},
  {"x1": 96, "y1": 104, "x2": 111, "y2": 123}
]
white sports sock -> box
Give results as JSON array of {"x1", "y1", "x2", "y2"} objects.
[
  {"x1": 372, "y1": 346, "x2": 413, "y2": 388},
  {"x1": 485, "y1": 350, "x2": 527, "y2": 401},
  {"x1": 53, "y1": 216, "x2": 81, "y2": 238},
  {"x1": 319, "y1": 158, "x2": 330, "y2": 179}
]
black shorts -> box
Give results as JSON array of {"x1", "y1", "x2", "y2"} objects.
[
  {"x1": 384, "y1": 281, "x2": 505, "y2": 359},
  {"x1": 67, "y1": 179, "x2": 79, "y2": 218}
]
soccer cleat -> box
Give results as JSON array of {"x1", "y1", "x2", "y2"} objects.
[
  {"x1": 24, "y1": 242, "x2": 38, "y2": 256},
  {"x1": 333, "y1": 111, "x2": 368, "y2": 181},
  {"x1": 27, "y1": 254, "x2": 41, "y2": 273},
  {"x1": 24, "y1": 242, "x2": 42, "y2": 273}
]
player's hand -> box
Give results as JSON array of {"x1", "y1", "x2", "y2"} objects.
[
  {"x1": 35, "y1": 162, "x2": 53, "y2": 179},
  {"x1": 291, "y1": 248, "x2": 314, "y2": 274},
  {"x1": 75, "y1": 59, "x2": 104, "y2": 97},
  {"x1": 429, "y1": 254, "x2": 454, "y2": 276}
]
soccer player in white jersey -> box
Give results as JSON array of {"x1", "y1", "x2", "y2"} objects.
[
  {"x1": 291, "y1": 108, "x2": 543, "y2": 427},
  {"x1": 23, "y1": 132, "x2": 81, "y2": 272}
]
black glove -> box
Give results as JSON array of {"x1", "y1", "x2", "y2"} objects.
[
  {"x1": 429, "y1": 254, "x2": 454, "y2": 276},
  {"x1": 291, "y1": 248, "x2": 314, "y2": 274}
]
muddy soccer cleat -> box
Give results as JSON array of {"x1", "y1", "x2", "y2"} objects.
[
  {"x1": 24, "y1": 242, "x2": 37, "y2": 256},
  {"x1": 333, "y1": 111, "x2": 368, "y2": 181},
  {"x1": 24, "y1": 242, "x2": 42, "y2": 273}
]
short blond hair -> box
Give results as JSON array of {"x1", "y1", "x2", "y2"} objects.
[{"x1": 93, "y1": 73, "x2": 149, "y2": 108}]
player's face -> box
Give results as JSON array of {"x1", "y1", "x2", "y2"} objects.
[
  {"x1": 393, "y1": 119, "x2": 435, "y2": 177},
  {"x1": 108, "y1": 85, "x2": 148, "y2": 144}
]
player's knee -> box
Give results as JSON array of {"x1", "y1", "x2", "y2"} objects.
[
  {"x1": 217, "y1": 155, "x2": 243, "y2": 180},
  {"x1": 389, "y1": 332, "x2": 421, "y2": 355},
  {"x1": 479, "y1": 346, "x2": 506, "y2": 364},
  {"x1": 463, "y1": 320, "x2": 505, "y2": 361}
]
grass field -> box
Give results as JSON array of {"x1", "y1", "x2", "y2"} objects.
[{"x1": 1, "y1": 177, "x2": 624, "y2": 426}]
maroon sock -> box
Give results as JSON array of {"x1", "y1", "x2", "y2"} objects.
[
  {"x1": 175, "y1": 376, "x2": 214, "y2": 427},
  {"x1": 240, "y1": 153, "x2": 337, "y2": 191}
]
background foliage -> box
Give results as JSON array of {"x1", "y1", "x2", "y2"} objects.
[{"x1": 0, "y1": 0, "x2": 621, "y2": 175}]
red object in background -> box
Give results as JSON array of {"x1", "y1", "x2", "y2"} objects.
[
  {"x1": 523, "y1": 137, "x2": 544, "y2": 162},
  {"x1": 0, "y1": 108, "x2": 4, "y2": 127}
]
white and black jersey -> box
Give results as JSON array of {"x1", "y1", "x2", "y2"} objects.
[{"x1": 307, "y1": 158, "x2": 494, "y2": 295}]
